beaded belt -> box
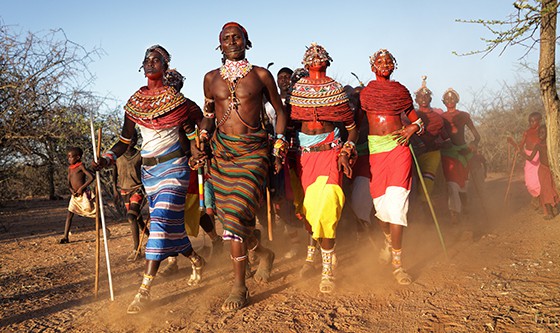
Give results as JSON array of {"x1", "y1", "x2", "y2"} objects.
[
  {"x1": 299, "y1": 140, "x2": 341, "y2": 153},
  {"x1": 142, "y1": 150, "x2": 184, "y2": 166}
]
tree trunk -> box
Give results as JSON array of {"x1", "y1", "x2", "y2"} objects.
[{"x1": 538, "y1": 0, "x2": 560, "y2": 186}]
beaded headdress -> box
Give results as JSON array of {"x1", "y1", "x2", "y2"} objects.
[
  {"x1": 415, "y1": 75, "x2": 432, "y2": 97},
  {"x1": 369, "y1": 49, "x2": 397, "y2": 69},
  {"x1": 145, "y1": 44, "x2": 171, "y2": 65},
  {"x1": 219, "y1": 22, "x2": 252, "y2": 49},
  {"x1": 443, "y1": 88, "x2": 460, "y2": 102},
  {"x1": 302, "y1": 43, "x2": 332, "y2": 67}
]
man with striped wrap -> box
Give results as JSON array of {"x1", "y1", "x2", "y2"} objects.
[{"x1": 198, "y1": 22, "x2": 288, "y2": 312}]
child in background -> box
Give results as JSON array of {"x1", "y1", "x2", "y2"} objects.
[
  {"x1": 523, "y1": 125, "x2": 559, "y2": 220},
  {"x1": 60, "y1": 147, "x2": 96, "y2": 243},
  {"x1": 517, "y1": 112, "x2": 543, "y2": 209}
]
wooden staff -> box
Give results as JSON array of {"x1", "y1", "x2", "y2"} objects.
[
  {"x1": 410, "y1": 145, "x2": 448, "y2": 259},
  {"x1": 504, "y1": 137, "x2": 519, "y2": 206},
  {"x1": 94, "y1": 128, "x2": 101, "y2": 298},
  {"x1": 504, "y1": 152, "x2": 518, "y2": 205},
  {"x1": 89, "y1": 116, "x2": 115, "y2": 301}
]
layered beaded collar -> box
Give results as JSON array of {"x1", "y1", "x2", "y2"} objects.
[
  {"x1": 219, "y1": 59, "x2": 253, "y2": 83},
  {"x1": 216, "y1": 58, "x2": 258, "y2": 129}
]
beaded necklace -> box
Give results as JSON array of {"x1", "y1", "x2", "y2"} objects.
[{"x1": 217, "y1": 59, "x2": 257, "y2": 129}]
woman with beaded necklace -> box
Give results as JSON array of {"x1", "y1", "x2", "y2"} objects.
[
  {"x1": 287, "y1": 43, "x2": 358, "y2": 293},
  {"x1": 93, "y1": 45, "x2": 206, "y2": 315}
]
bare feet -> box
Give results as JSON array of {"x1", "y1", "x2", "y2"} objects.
[
  {"x1": 254, "y1": 248, "x2": 275, "y2": 283},
  {"x1": 221, "y1": 286, "x2": 249, "y2": 312}
]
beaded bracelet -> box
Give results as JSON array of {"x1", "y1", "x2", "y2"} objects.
[
  {"x1": 339, "y1": 141, "x2": 357, "y2": 158},
  {"x1": 186, "y1": 130, "x2": 197, "y2": 141},
  {"x1": 272, "y1": 138, "x2": 289, "y2": 162},
  {"x1": 412, "y1": 118, "x2": 425, "y2": 135},
  {"x1": 199, "y1": 129, "x2": 210, "y2": 142},
  {"x1": 102, "y1": 150, "x2": 117, "y2": 166}
]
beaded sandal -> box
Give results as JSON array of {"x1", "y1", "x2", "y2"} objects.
[
  {"x1": 319, "y1": 276, "x2": 335, "y2": 293},
  {"x1": 187, "y1": 255, "x2": 205, "y2": 286},
  {"x1": 126, "y1": 290, "x2": 151, "y2": 315},
  {"x1": 393, "y1": 267, "x2": 412, "y2": 285}
]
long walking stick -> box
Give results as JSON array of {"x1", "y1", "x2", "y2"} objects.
[
  {"x1": 94, "y1": 128, "x2": 101, "y2": 298},
  {"x1": 504, "y1": 152, "x2": 518, "y2": 205},
  {"x1": 90, "y1": 116, "x2": 115, "y2": 301},
  {"x1": 409, "y1": 146, "x2": 448, "y2": 259}
]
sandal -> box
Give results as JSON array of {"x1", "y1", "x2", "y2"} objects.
[
  {"x1": 319, "y1": 276, "x2": 335, "y2": 293},
  {"x1": 126, "y1": 290, "x2": 150, "y2": 315},
  {"x1": 378, "y1": 245, "x2": 391, "y2": 265},
  {"x1": 187, "y1": 256, "x2": 205, "y2": 286},
  {"x1": 299, "y1": 262, "x2": 316, "y2": 278},
  {"x1": 393, "y1": 267, "x2": 412, "y2": 285},
  {"x1": 221, "y1": 286, "x2": 249, "y2": 312}
]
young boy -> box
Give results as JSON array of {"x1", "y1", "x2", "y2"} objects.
[
  {"x1": 60, "y1": 147, "x2": 96, "y2": 243},
  {"x1": 517, "y1": 112, "x2": 543, "y2": 208},
  {"x1": 523, "y1": 125, "x2": 559, "y2": 220}
]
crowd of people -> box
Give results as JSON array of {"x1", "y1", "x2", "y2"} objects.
[{"x1": 58, "y1": 21, "x2": 558, "y2": 315}]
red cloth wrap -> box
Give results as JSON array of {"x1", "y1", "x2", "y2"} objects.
[{"x1": 360, "y1": 80, "x2": 414, "y2": 116}]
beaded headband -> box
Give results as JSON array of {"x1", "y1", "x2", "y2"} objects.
[
  {"x1": 302, "y1": 42, "x2": 333, "y2": 67},
  {"x1": 415, "y1": 75, "x2": 432, "y2": 96},
  {"x1": 145, "y1": 44, "x2": 171, "y2": 65},
  {"x1": 369, "y1": 48, "x2": 397, "y2": 69},
  {"x1": 219, "y1": 22, "x2": 252, "y2": 49},
  {"x1": 443, "y1": 88, "x2": 460, "y2": 102}
]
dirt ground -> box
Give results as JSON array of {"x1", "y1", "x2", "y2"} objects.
[{"x1": 1, "y1": 172, "x2": 560, "y2": 333}]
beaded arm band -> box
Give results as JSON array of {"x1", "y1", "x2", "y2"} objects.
[
  {"x1": 119, "y1": 135, "x2": 132, "y2": 145},
  {"x1": 345, "y1": 122, "x2": 357, "y2": 131},
  {"x1": 102, "y1": 150, "x2": 117, "y2": 166},
  {"x1": 412, "y1": 118, "x2": 425, "y2": 135},
  {"x1": 203, "y1": 97, "x2": 215, "y2": 119}
]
